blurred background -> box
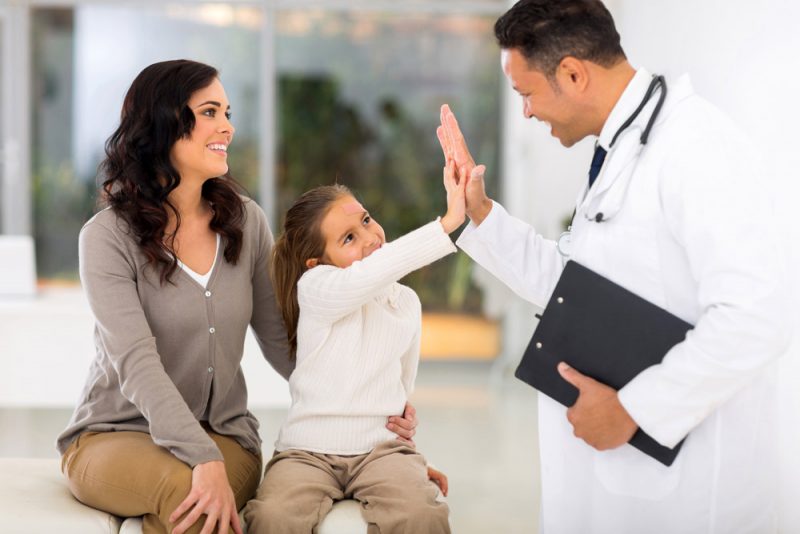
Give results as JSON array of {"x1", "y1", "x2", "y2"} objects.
[{"x1": 0, "y1": 0, "x2": 797, "y2": 532}]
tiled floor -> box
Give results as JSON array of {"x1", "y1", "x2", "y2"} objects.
[{"x1": 0, "y1": 361, "x2": 541, "y2": 534}]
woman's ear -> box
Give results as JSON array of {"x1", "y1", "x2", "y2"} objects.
[{"x1": 305, "y1": 258, "x2": 319, "y2": 269}]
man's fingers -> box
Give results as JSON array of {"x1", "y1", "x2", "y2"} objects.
[
  {"x1": 470, "y1": 165, "x2": 486, "y2": 182},
  {"x1": 436, "y1": 126, "x2": 451, "y2": 161},
  {"x1": 558, "y1": 362, "x2": 593, "y2": 392},
  {"x1": 444, "y1": 110, "x2": 473, "y2": 163}
]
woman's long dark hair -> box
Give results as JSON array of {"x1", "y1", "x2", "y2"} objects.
[
  {"x1": 272, "y1": 184, "x2": 352, "y2": 358},
  {"x1": 100, "y1": 59, "x2": 245, "y2": 284}
]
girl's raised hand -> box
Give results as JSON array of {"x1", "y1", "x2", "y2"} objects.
[{"x1": 440, "y1": 159, "x2": 468, "y2": 234}]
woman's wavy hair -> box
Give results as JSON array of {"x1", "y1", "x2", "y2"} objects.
[
  {"x1": 100, "y1": 59, "x2": 245, "y2": 284},
  {"x1": 272, "y1": 184, "x2": 352, "y2": 358}
]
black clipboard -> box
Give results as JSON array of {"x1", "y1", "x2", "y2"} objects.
[{"x1": 515, "y1": 260, "x2": 693, "y2": 466}]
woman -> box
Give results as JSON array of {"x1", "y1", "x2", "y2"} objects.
[{"x1": 56, "y1": 60, "x2": 418, "y2": 534}]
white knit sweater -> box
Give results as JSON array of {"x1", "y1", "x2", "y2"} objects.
[{"x1": 274, "y1": 220, "x2": 457, "y2": 454}]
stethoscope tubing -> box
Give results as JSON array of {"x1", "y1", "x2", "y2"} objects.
[{"x1": 558, "y1": 75, "x2": 667, "y2": 258}]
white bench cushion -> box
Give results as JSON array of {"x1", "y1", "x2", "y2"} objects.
[
  {"x1": 0, "y1": 458, "x2": 367, "y2": 533},
  {"x1": 0, "y1": 458, "x2": 122, "y2": 534}
]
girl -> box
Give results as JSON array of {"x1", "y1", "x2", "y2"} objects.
[{"x1": 244, "y1": 160, "x2": 484, "y2": 534}]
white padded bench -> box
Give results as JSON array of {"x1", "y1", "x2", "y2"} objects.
[{"x1": 0, "y1": 458, "x2": 367, "y2": 534}]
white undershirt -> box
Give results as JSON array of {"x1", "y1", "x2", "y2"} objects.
[{"x1": 177, "y1": 234, "x2": 220, "y2": 288}]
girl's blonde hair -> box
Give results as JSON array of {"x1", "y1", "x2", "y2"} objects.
[{"x1": 272, "y1": 184, "x2": 352, "y2": 358}]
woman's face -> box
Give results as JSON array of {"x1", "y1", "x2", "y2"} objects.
[{"x1": 170, "y1": 78, "x2": 235, "y2": 184}]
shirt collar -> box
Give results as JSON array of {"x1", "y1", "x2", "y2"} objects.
[{"x1": 597, "y1": 68, "x2": 652, "y2": 151}]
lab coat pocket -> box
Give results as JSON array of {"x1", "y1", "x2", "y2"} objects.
[{"x1": 593, "y1": 444, "x2": 683, "y2": 500}]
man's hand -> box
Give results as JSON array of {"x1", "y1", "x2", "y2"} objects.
[
  {"x1": 170, "y1": 460, "x2": 241, "y2": 534},
  {"x1": 387, "y1": 402, "x2": 418, "y2": 446},
  {"x1": 558, "y1": 362, "x2": 638, "y2": 451},
  {"x1": 437, "y1": 104, "x2": 493, "y2": 225},
  {"x1": 438, "y1": 104, "x2": 475, "y2": 171}
]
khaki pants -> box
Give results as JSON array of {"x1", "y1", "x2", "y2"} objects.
[
  {"x1": 244, "y1": 440, "x2": 450, "y2": 534},
  {"x1": 61, "y1": 429, "x2": 262, "y2": 534}
]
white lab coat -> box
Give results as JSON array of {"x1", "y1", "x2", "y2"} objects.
[{"x1": 458, "y1": 69, "x2": 791, "y2": 533}]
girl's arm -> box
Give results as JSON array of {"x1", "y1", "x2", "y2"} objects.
[
  {"x1": 299, "y1": 161, "x2": 467, "y2": 323},
  {"x1": 298, "y1": 221, "x2": 456, "y2": 322}
]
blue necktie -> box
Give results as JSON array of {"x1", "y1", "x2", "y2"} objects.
[{"x1": 588, "y1": 145, "x2": 607, "y2": 187}]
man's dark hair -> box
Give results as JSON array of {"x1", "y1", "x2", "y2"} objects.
[{"x1": 494, "y1": 0, "x2": 625, "y2": 77}]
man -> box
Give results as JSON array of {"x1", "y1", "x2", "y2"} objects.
[{"x1": 438, "y1": 0, "x2": 791, "y2": 532}]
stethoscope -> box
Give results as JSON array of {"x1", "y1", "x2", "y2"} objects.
[{"x1": 557, "y1": 75, "x2": 667, "y2": 258}]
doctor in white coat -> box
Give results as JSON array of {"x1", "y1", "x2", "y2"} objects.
[{"x1": 438, "y1": 0, "x2": 792, "y2": 532}]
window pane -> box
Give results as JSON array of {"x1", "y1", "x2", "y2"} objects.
[
  {"x1": 276, "y1": 11, "x2": 502, "y2": 314},
  {"x1": 31, "y1": 5, "x2": 261, "y2": 281}
]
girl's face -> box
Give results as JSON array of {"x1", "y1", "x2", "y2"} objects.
[
  {"x1": 314, "y1": 195, "x2": 386, "y2": 269},
  {"x1": 170, "y1": 77, "x2": 235, "y2": 184}
]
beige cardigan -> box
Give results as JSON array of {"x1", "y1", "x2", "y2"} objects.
[{"x1": 56, "y1": 198, "x2": 293, "y2": 467}]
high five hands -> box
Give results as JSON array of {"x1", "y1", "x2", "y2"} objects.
[{"x1": 436, "y1": 105, "x2": 492, "y2": 226}]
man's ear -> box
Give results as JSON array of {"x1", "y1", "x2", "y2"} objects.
[
  {"x1": 305, "y1": 258, "x2": 319, "y2": 269},
  {"x1": 557, "y1": 56, "x2": 589, "y2": 93}
]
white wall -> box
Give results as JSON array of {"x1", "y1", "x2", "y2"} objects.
[{"x1": 495, "y1": 0, "x2": 799, "y2": 528}]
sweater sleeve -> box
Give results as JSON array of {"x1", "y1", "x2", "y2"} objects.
[
  {"x1": 79, "y1": 218, "x2": 221, "y2": 467},
  {"x1": 298, "y1": 220, "x2": 456, "y2": 323},
  {"x1": 247, "y1": 201, "x2": 295, "y2": 380}
]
